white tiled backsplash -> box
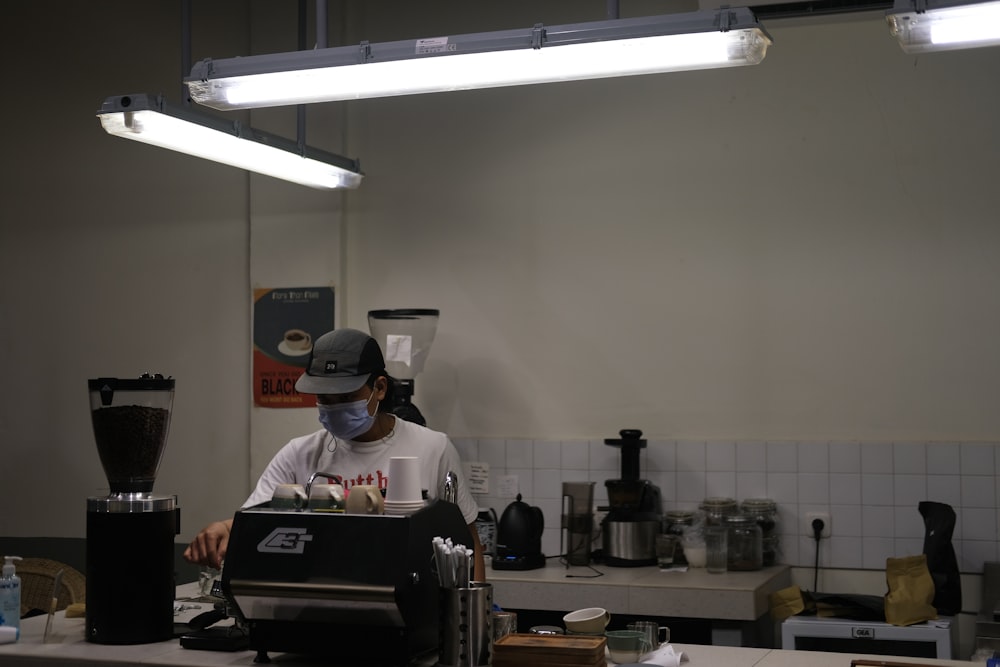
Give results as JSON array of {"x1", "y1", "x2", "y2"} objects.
[{"x1": 452, "y1": 438, "x2": 1000, "y2": 573}]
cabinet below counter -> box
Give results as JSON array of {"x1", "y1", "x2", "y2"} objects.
[{"x1": 487, "y1": 560, "x2": 793, "y2": 646}]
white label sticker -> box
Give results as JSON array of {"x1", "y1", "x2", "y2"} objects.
[
  {"x1": 416, "y1": 36, "x2": 450, "y2": 54},
  {"x1": 384, "y1": 334, "x2": 413, "y2": 366},
  {"x1": 498, "y1": 474, "x2": 519, "y2": 498},
  {"x1": 464, "y1": 462, "x2": 490, "y2": 494}
]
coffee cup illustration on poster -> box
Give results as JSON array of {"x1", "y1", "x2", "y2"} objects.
[{"x1": 252, "y1": 286, "x2": 335, "y2": 408}]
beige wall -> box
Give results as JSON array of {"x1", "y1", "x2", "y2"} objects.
[
  {"x1": 1, "y1": 0, "x2": 997, "y2": 654},
  {"x1": 344, "y1": 4, "x2": 1000, "y2": 442}
]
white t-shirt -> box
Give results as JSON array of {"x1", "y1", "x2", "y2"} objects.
[{"x1": 243, "y1": 416, "x2": 478, "y2": 525}]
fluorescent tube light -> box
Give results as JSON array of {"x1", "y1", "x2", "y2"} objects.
[
  {"x1": 97, "y1": 94, "x2": 363, "y2": 189},
  {"x1": 187, "y1": 8, "x2": 771, "y2": 110},
  {"x1": 887, "y1": 0, "x2": 1000, "y2": 52}
]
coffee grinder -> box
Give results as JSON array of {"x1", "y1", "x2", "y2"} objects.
[
  {"x1": 86, "y1": 375, "x2": 178, "y2": 644},
  {"x1": 601, "y1": 429, "x2": 662, "y2": 567},
  {"x1": 368, "y1": 309, "x2": 439, "y2": 426}
]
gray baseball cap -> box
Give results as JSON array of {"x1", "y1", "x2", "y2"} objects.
[{"x1": 295, "y1": 328, "x2": 385, "y2": 395}]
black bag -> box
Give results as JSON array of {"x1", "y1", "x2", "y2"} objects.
[{"x1": 919, "y1": 501, "x2": 961, "y2": 616}]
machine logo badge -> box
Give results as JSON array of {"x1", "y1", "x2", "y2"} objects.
[
  {"x1": 257, "y1": 527, "x2": 314, "y2": 554},
  {"x1": 851, "y1": 627, "x2": 875, "y2": 639}
]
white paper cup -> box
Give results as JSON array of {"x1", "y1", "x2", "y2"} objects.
[{"x1": 386, "y1": 456, "x2": 422, "y2": 502}]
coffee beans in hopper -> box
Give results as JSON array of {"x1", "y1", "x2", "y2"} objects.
[{"x1": 91, "y1": 405, "x2": 169, "y2": 493}]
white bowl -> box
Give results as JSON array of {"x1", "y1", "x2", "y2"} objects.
[{"x1": 562, "y1": 607, "x2": 610, "y2": 635}]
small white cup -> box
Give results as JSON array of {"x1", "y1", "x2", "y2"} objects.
[{"x1": 385, "y1": 456, "x2": 422, "y2": 502}]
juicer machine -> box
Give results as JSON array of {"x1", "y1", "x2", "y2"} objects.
[{"x1": 601, "y1": 428, "x2": 662, "y2": 567}]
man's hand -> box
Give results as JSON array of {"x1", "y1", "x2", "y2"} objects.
[{"x1": 183, "y1": 519, "x2": 233, "y2": 569}]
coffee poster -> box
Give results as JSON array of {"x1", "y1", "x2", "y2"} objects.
[{"x1": 252, "y1": 286, "x2": 335, "y2": 408}]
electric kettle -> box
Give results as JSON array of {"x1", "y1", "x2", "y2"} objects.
[{"x1": 493, "y1": 494, "x2": 545, "y2": 571}]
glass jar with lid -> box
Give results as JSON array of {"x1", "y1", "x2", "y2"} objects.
[
  {"x1": 698, "y1": 497, "x2": 738, "y2": 526},
  {"x1": 663, "y1": 510, "x2": 695, "y2": 565},
  {"x1": 740, "y1": 498, "x2": 779, "y2": 566},
  {"x1": 724, "y1": 513, "x2": 763, "y2": 571}
]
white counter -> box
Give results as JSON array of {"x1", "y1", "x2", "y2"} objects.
[{"x1": 487, "y1": 560, "x2": 791, "y2": 621}]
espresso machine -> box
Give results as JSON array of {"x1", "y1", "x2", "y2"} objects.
[
  {"x1": 220, "y1": 499, "x2": 470, "y2": 664},
  {"x1": 86, "y1": 375, "x2": 179, "y2": 644},
  {"x1": 601, "y1": 429, "x2": 662, "y2": 567},
  {"x1": 368, "y1": 309, "x2": 439, "y2": 426}
]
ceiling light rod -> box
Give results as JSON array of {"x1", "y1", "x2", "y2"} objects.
[
  {"x1": 186, "y1": 7, "x2": 772, "y2": 111},
  {"x1": 887, "y1": 0, "x2": 1000, "y2": 52},
  {"x1": 97, "y1": 94, "x2": 363, "y2": 189}
]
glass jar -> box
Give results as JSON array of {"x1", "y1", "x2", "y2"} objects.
[
  {"x1": 698, "y1": 497, "x2": 738, "y2": 526},
  {"x1": 740, "y1": 498, "x2": 779, "y2": 566},
  {"x1": 663, "y1": 510, "x2": 695, "y2": 565},
  {"x1": 724, "y1": 513, "x2": 763, "y2": 571}
]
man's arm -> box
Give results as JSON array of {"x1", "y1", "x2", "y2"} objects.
[{"x1": 467, "y1": 522, "x2": 486, "y2": 582}]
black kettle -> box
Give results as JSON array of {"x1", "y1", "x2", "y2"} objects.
[{"x1": 494, "y1": 494, "x2": 545, "y2": 570}]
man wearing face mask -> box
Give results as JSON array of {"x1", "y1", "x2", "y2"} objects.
[{"x1": 184, "y1": 327, "x2": 485, "y2": 580}]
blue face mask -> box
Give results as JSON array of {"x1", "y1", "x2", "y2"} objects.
[{"x1": 317, "y1": 390, "x2": 379, "y2": 440}]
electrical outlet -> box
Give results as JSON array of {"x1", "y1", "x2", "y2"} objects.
[{"x1": 804, "y1": 512, "x2": 832, "y2": 538}]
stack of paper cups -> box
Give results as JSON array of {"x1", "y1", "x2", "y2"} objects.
[{"x1": 384, "y1": 456, "x2": 425, "y2": 515}]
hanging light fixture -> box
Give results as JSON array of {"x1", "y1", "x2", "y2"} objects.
[
  {"x1": 186, "y1": 7, "x2": 772, "y2": 111},
  {"x1": 887, "y1": 0, "x2": 1000, "y2": 52},
  {"x1": 97, "y1": 94, "x2": 363, "y2": 190}
]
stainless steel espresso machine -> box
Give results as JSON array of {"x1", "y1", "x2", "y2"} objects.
[
  {"x1": 601, "y1": 429, "x2": 662, "y2": 567},
  {"x1": 86, "y1": 375, "x2": 179, "y2": 644}
]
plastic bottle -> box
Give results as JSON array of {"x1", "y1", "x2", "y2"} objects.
[{"x1": 0, "y1": 556, "x2": 22, "y2": 636}]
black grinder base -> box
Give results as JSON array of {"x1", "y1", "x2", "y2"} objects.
[{"x1": 86, "y1": 495, "x2": 177, "y2": 644}]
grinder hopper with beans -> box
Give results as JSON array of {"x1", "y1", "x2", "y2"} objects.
[{"x1": 86, "y1": 375, "x2": 179, "y2": 645}]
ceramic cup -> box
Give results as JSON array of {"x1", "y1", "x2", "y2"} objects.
[
  {"x1": 282, "y1": 329, "x2": 312, "y2": 351},
  {"x1": 562, "y1": 607, "x2": 611, "y2": 635},
  {"x1": 271, "y1": 483, "x2": 307, "y2": 510},
  {"x1": 605, "y1": 629, "x2": 652, "y2": 664},
  {"x1": 345, "y1": 484, "x2": 384, "y2": 514},
  {"x1": 308, "y1": 483, "x2": 345, "y2": 511}
]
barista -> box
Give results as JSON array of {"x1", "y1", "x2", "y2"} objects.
[{"x1": 184, "y1": 328, "x2": 485, "y2": 580}]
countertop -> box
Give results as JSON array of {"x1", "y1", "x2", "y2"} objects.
[
  {"x1": 0, "y1": 607, "x2": 978, "y2": 667},
  {"x1": 487, "y1": 560, "x2": 793, "y2": 621}
]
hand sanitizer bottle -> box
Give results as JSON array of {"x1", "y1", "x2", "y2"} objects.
[{"x1": 0, "y1": 556, "x2": 22, "y2": 635}]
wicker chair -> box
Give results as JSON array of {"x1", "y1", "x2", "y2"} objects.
[{"x1": 5, "y1": 557, "x2": 87, "y2": 617}]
